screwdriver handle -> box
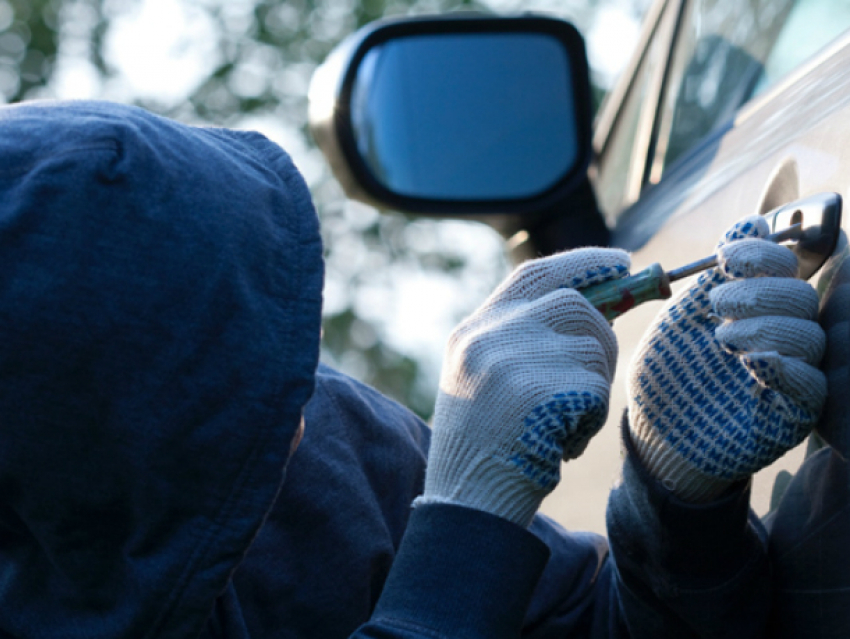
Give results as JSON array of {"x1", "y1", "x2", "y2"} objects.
[{"x1": 581, "y1": 263, "x2": 672, "y2": 321}]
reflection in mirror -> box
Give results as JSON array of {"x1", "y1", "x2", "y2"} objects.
[{"x1": 350, "y1": 33, "x2": 579, "y2": 201}]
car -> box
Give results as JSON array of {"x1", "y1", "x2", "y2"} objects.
[{"x1": 307, "y1": 0, "x2": 850, "y2": 532}]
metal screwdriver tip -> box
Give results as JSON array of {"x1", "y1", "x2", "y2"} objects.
[{"x1": 665, "y1": 223, "x2": 804, "y2": 283}]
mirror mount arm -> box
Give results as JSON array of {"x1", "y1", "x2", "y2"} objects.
[{"x1": 507, "y1": 177, "x2": 610, "y2": 262}]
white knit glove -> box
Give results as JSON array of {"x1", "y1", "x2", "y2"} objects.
[
  {"x1": 628, "y1": 216, "x2": 827, "y2": 502},
  {"x1": 418, "y1": 248, "x2": 631, "y2": 527}
]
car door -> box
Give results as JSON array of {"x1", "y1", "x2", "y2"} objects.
[{"x1": 545, "y1": 0, "x2": 850, "y2": 529}]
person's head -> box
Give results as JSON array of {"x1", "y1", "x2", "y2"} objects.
[{"x1": 0, "y1": 100, "x2": 324, "y2": 636}]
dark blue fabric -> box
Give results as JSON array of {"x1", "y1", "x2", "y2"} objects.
[
  {"x1": 766, "y1": 448, "x2": 850, "y2": 639},
  {"x1": 354, "y1": 503, "x2": 551, "y2": 639},
  {"x1": 213, "y1": 367, "x2": 769, "y2": 639},
  {"x1": 759, "y1": 237, "x2": 850, "y2": 638},
  {"x1": 343, "y1": 413, "x2": 770, "y2": 639},
  {"x1": 226, "y1": 364, "x2": 431, "y2": 638},
  {"x1": 813, "y1": 234, "x2": 850, "y2": 460},
  {"x1": 0, "y1": 100, "x2": 324, "y2": 638},
  {"x1": 521, "y1": 520, "x2": 623, "y2": 639},
  {"x1": 606, "y1": 416, "x2": 770, "y2": 639}
]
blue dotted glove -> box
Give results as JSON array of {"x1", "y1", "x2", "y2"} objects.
[
  {"x1": 418, "y1": 248, "x2": 630, "y2": 527},
  {"x1": 627, "y1": 216, "x2": 827, "y2": 502}
]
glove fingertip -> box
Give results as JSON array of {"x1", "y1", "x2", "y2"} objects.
[
  {"x1": 717, "y1": 215, "x2": 770, "y2": 248},
  {"x1": 710, "y1": 278, "x2": 820, "y2": 321},
  {"x1": 717, "y1": 238, "x2": 798, "y2": 279},
  {"x1": 742, "y1": 352, "x2": 828, "y2": 412},
  {"x1": 561, "y1": 249, "x2": 631, "y2": 291},
  {"x1": 500, "y1": 248, "x2": 632, "y2": 302}
]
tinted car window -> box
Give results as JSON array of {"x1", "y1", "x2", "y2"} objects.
[
  {"x1": 648, "y1": 0, "x2": 796, "y2": 182},
  {"x1": 752, "y1": 0, "x2": 850, "y2": 96}
]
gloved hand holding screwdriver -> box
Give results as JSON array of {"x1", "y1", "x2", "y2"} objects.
[
  {"x1": 418, "y1": 246, "x2": 631, "y2": 527},
  {"x1": 627, "y1": 216, "x2": 827, "y2": 502}
]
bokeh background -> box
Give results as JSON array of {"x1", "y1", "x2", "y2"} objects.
[{"x1": 4, "y1": 0, "x2": 652, "y2": 530}]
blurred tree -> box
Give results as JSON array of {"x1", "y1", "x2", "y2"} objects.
[
  {"x1": 5, "y1": 0, "x2": 642, "y2": 419},
  {"x1": 0, "y1": 0, "x2": 59, "y2": 102}
]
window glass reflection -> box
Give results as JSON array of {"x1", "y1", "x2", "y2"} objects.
[
  {"x1": 651, "y1": 0, "x2": 850, "y2": 184},
  {"x1": 754, "y1": 0, "x2": 850, "y2": 95},
  {"x1": 650, "y1": 0, "x2": 795, "y2": 181}
]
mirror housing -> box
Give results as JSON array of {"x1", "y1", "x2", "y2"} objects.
[{"x1": 309, "y1": 14, "x2": 607, "y2": 250}]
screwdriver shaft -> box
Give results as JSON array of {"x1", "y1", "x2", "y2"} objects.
[
  {"x1": 581, "y1": 223, "x2": 804, "y2": 321},
  {"x1": 666, "y1": 223, "x2": 803, "y2": 283}
]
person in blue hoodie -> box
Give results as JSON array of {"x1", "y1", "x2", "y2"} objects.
[
  {"x1": 0, "y1": 99, "x2": 627, "y2": 639},
  {"x1": 2, "y1": 99, "x2": 827, "y2": 639}
]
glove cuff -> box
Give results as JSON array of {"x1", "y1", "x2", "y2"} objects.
[
  {"x1": 418, "y1": 457, "x2": 548, "y2": 528},
  {"x1": 629, "y1": 414, "x2": 736, "y2": 503}
]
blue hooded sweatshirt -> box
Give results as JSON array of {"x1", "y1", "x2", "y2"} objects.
[
  {"x1": 0, "y1": 99, "x2": 611, "y2": 639},
  {"x1": 0, "y1": 99, "x2": 774, "y2": 639},
  {"x1": 0, "y1": 100, "x2": 324, "y2": 638}
]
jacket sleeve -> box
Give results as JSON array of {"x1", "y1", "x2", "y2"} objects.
[
  {"x1": 606, "y1": 415, "x2": 771, "y2": 639},
  {"x1": 350, "y1": 503, "x2": 629, "y2": 639},
  {"x1": 349, "y1": 503, "x2": 551, "y2": 639}
]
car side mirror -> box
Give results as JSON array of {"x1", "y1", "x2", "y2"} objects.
[{"x1": 309, "y1": 14, "x2": 606, "y2": 249}]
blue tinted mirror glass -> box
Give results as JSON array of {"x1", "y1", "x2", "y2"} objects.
[{"x1": 350, "y1": 33, "x2": 579, "y2": 201}]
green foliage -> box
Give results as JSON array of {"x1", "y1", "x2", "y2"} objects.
[
  {"x1": 322, "y1": 308, "x2": 432, "y2": 417},
  {"x1": 0, "y1": 0, "x2": 56, "y2": 101}
]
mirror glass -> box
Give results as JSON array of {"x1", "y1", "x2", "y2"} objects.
[{"x1": 350, "y1": 32, "x2": 580, "y2": 201}]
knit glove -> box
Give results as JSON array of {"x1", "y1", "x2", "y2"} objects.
[
  {"x1": 628, "y1": 216, "x2": 827, "y2": 502},
  {"x1": 417, "y1": 248, "x2": 630, "y2": 527}
]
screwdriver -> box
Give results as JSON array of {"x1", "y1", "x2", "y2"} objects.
[{"x1": 583, "y1": 224, "x2": 804, "y2": 321}]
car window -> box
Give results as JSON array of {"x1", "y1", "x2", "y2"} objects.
[
  {"x1": 647, "y1": 0, "x2": 797, "y2": 183},
  {"x1": 594, "y1": 3, "x2": 669, "y2": 222},
  {"x1": 752, "y1": 0, "x2": 850, "y2": 96},
  {"x1": 647, "y1": 0, "x2": 850, "y2": 185}
]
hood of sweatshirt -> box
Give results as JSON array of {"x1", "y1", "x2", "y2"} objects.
[{"x1": 0, "y1": 100, "x2": 324, "y2": 637}]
